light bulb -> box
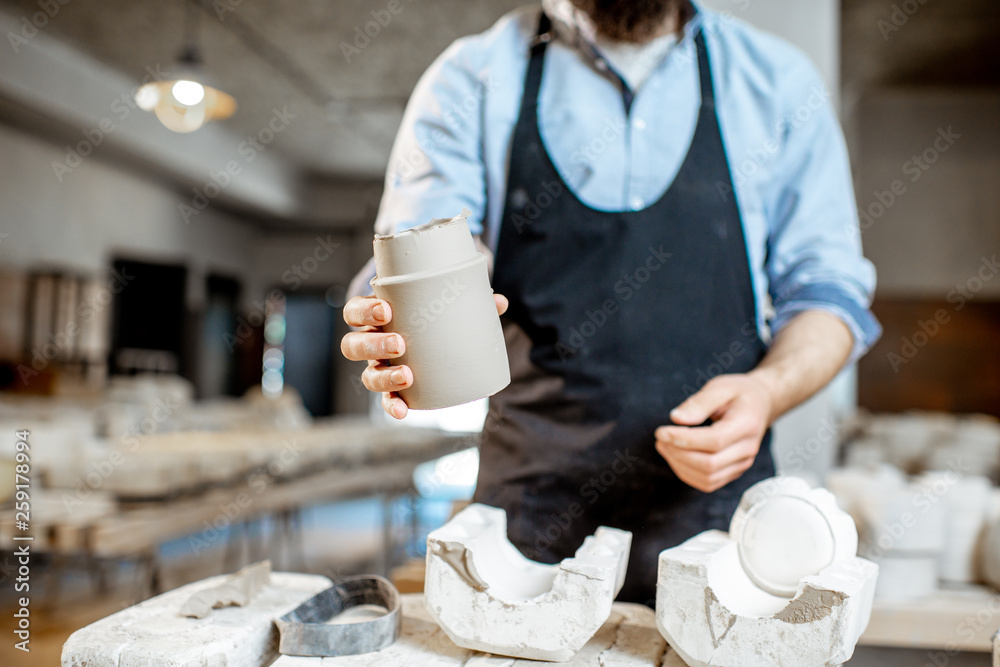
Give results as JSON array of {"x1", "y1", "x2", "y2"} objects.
[
  {"x1": 134, "y1": 83, "x2": 159, "y2": 111},
  {"x1": 171, "y1": 80, "x2": 206, "y2": 106}
]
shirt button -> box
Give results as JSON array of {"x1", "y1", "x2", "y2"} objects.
[
  {"x1": 595, "y1": 58, "x2": 608, "y2": 71},
  {"x1": 634, "y1": 117, "x2": 646, "y2": 130},
  {"x1": 630, "y1": 197, "x2": 644, "y2": 210}
]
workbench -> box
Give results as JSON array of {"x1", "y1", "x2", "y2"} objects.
[
  {"x1": 62, "y1": 571, "x2": 686, "y2": 666},
  {"x1": 2, "y1": 419, "x2": 476, "y2": 599}
]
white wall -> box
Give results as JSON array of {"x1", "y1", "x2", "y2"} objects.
[
  {"x1": 0, "y1": 123, "x2": 259, "y2": 309},
  {"x1": 701, "y1": 0, "x2": 840, "y2": 106}
]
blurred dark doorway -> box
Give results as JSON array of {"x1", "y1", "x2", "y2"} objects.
[
  {"x1": 199, "y1": 274, "x2": 242, "y2": 398},
  {"x1": 282, "y1": 292, "x2": 338, "y2": 417},
  {"x1": 110, "y1": 258, "x2": 186, "y2": 376}
]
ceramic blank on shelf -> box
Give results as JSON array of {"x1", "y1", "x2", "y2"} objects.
[{"x1": 370, "y1": 210, "x2": 510, "y2": 410}]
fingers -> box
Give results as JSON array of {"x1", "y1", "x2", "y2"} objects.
[
  {"x1": 343, "y1": 296, "x2": 392, "y2": 328},
  {"x1": 655, "y1": 414, "x2": 757, "y2": 454},
  {"x1": 659, "y1": 441, "x2": 758, "y2": 493},
  {"x1": 494, "y1": 293, "x2": 509, "y2": 316},
  {"x1": 341, "y1": 331, "x2": 405, "y2": 362},
  {"x1": 669, "y1": 377, "x2": 738, "y2": 425},
  {"x1": 362, "y1": 362, "x2": 413, "y2": 393},
  {"x1": 382, "y1": 391, "x2": 408, "y2": 420},
  {"x1": 656, "y1": 437, "x2": 759, "y2": 477}
]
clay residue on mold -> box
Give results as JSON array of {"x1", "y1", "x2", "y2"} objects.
[
  {"x1": 704, "y1": 588, "x2": 737, "y2": 646},
  {"x1": 431, "y1": 539, "x2": 490, "y2": 591},
  {"x1": 772, "y1": 588, "x2": 845, "y2": 624}
]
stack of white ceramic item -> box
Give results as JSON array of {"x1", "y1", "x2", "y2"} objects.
[
  {"x1": 370, "y1": 209, "x2": 510, "y2": 410},
  {"x1": 857, "y1": 481, "x2": 947, "y2": 602},
  {"x1": 926, "y1": 416, "x2": 1000, "y2": 479},
  {"x1": 915, "y1": 472, "x2": 991, "y2": 584}
]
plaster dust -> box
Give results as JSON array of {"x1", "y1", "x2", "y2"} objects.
[{"x1": 370, "y1": 210, "x2": 510, "y2": 410}]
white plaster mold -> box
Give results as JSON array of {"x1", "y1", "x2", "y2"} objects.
[
  {"x1": 656, "y1": 477, "x2": 878, "y2": 667},
  {"x1": 424, "y1": 503, "x2": 632, "y2": 662},
  {"x1": 371, "y1": 209, "x2": 510, "y2": 410}
]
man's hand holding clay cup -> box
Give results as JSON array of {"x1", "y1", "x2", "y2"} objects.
[
  {"x1": 341, "y1": 210, "x2": 510, "y2": 418},
  {"x1": 341, "y1": 293, "x2": 508, "y2": 419}
]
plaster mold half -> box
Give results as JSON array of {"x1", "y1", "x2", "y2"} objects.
[
  {"x1": 656, "y1": 477, "x2": 878, "y2": 667},
  {"x1": 424, "y1": 503, "x2": 631, "y2": 662},
  {"x1": 370, "y1": 209, "x2": 510, "y2": 410}
]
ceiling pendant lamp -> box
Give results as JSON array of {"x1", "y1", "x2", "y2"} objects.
[{"x1": 135, "y1": 0, "x2": 236, "y2": 133}]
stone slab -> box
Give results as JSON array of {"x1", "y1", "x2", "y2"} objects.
[{"x1": 61, "y1": 572, "x2": 331, "y2": 666}]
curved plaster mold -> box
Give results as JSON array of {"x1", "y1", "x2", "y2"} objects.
[
  {"x1": 370, "y1": 209, "x2": 510, "y2": 410},
  {"x1": 424, "y1": 503, "x2": 632, "y2": 662},
  {"x1": 656, "y1": 477, "x2": 878, "y2": 667}
]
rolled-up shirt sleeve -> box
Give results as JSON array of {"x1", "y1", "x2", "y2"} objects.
[{"x1": 764, "y1": 61, "x2": 882, "y2": 365}]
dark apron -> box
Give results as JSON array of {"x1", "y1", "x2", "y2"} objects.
[{"x1": 475, "y1": 12, "x2": 774, "y2": 606}]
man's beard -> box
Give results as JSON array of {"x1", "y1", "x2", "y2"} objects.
[{"x1": 570, "y1": 0, "x2": 691, "y2": 43}]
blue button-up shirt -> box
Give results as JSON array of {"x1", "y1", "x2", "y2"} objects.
[{"x1": 355, "y1": 3, "x2": 881, "y2": 363}]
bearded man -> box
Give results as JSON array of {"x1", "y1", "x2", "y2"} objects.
[{"x1": 342, "y1": 0, "x2": 880, "y2": 604}]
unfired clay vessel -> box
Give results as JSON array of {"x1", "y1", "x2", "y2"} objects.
[{"x1": 371, "y1": 210, "x2": 510, "y2": 410}]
